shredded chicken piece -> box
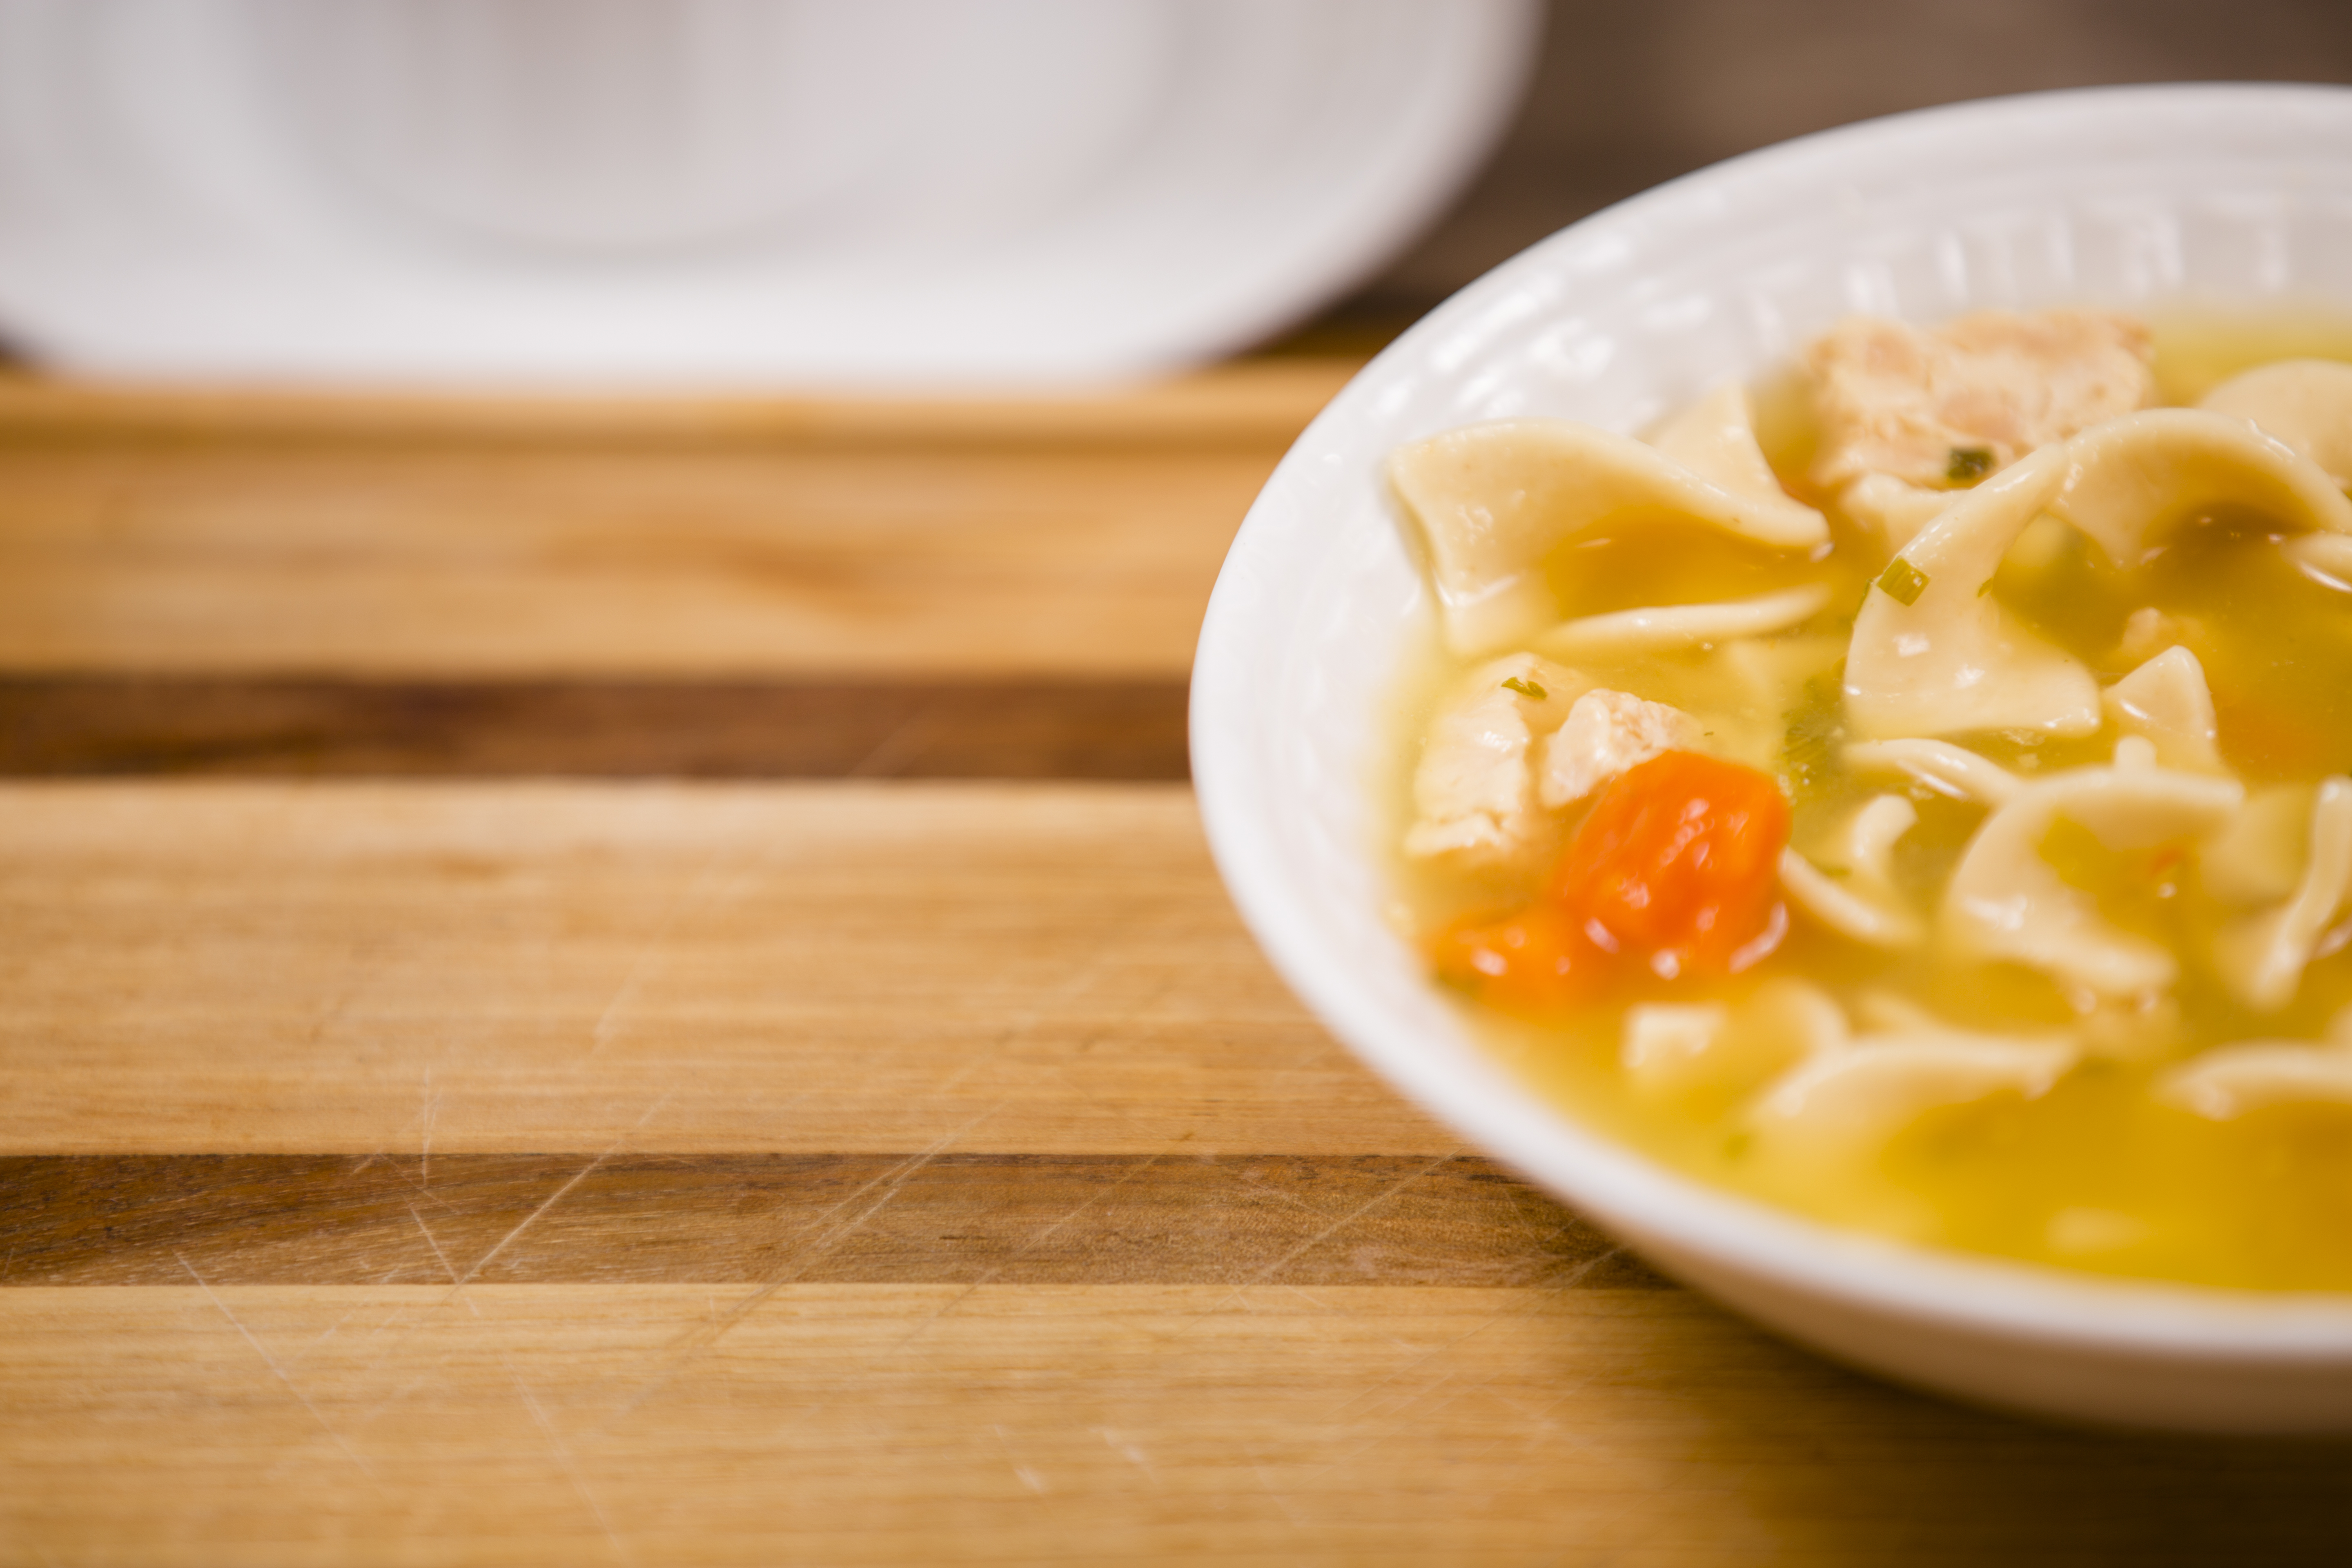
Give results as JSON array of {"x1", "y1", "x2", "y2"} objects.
[
  {"x1": 1534, "y1": 690, "x2": 1704, "y2": 809},
  {"x1": 1402, "y1": 654, "x2": 1582, "y2": 862},
  {"x1": 1807, "y1": 310, "x2": 2156, "y2": 489}
]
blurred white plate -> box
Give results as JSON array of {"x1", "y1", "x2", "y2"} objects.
[{"x1": 0, "y1": 0, "x2": 1537, "y2": 386}]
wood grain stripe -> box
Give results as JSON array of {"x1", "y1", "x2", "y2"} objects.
[
  {"x1": 0, "y1": 677, "x2": 1189, "y2": 778},
  {"x1": 0, "y1": 1155, "x2": 1668, "y2": 1290},
  {"x1": 0, "y1": 357, "x2": 1359, "y2": 448}
]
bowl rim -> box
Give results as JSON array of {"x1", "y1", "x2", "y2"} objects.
[{"x1": 1192, "y1": 80, "x2": 2352, "y2": 1363}]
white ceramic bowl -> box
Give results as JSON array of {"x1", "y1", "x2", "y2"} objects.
[{"x1": 1192, "y1": 83, "x2": 2352, "y2": 1433}]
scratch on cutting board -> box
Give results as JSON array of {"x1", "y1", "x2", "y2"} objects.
[
  {"x1": 333, "y1": 1218, "x2": 483, "y2": 1366},
  {"x1": 1232, "y1": 1162, "x2": 1334, "y2": 1216},
  {"x1": 602, "y1": 1107, "x2": 1003, "y2": 1427},
  {"x1": 925, "y1": 937, "x2": 1118, "y2": 1101},
  {"x1": 1314, "y1": 1314, "x2": 1592, "y2": 1482},
  {"x1": 349, "y1": 1066, "x2": 438, "y2": 1186},
  {"x1": 584, "y1": 842, "x2": 752, "y2": 1060},
  {"x1": 924, "y1": 1016, "x2": 1030, "y2": 1099},
  {"x1": 1323, "y1": 1258, "x2": 1614, "y2": 1425},
  {"x1": 1348, "y1": 1359, "x2": 1613, "y2": 1499},
  {"x1": 1092, "y1": 1428, "x2": 1162, "y2": 1487},
  {"x1": 419, "y1": 1067, "x2": 438, "y2": 1189},
  {"x1": 1278, "y1": 1282, "x2": 1341, "y2": 1312},
  {"x1": 177, "y1": 1252, "x2": 382, "y2": 1488},
  {"x1": 844, "y1": 704, "x2": 935, "y2": 779},
  {"x1": 510, "y1": 1355, "x2": 637, "y2": 1567},
  {"x1": 407, "y1": 1203, "x2": 630, "y2": 1561},
  {"x1": 412, "y1": 1209, "x2": 636, "y2": 1563},
  {"x1": 443, "y1": 1094, "x2": 672, "y2": 1296},
  {"x1": 882, "y1": 1132, "x2": 1191, "y2": 1355},
  {"x1": 1171, "y1": 1151, "x2": 1461, "y2": 1332},
  {"x1": 1305, "y1": 1249, "x2": 1636, "y2": 1485},
  {"x1": 707, "y1": 1110, "x2": 991, "y2": 1326},
  {"x1": 291, "y1": 1275, "x2": 412, "y2": 1364},
  {"x1": 410, "y1": 1207, "x2": 479, "y2": 1319},
  {"x1": 1239, "y1": 1439, "x2": 1305, "y2": 1528},
  {"x1": 990, "y1": 1425, "x2": 1050, "y2": 1496}
]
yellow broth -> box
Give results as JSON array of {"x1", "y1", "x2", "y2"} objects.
[{"x1": 1387, "y1": 323, "x2": 2352, "y2": 1291}]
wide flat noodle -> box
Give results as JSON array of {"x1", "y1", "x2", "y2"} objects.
[
  {"x1": 1843, "y1": 738, "x2": 2022, "y2": 806},
  {"x1": 1620, "y1": 1002, "x2": 1731, "y2": 1098},
  {"x1": 2159, "y1": 1038, "x2": 2352, "y2": 1119},
  {"x1": 1648, "y1": 382, "x2": 1832, "y2": 543},
  {"x1": 1842, "y1": 739, "x2": 2021, "y2": 807},
  {"x1": 2211, "y1": 777, "x2": 2352, "y2": 1011},
  {"x1": 1779, "y1": 795, "x2": 1924, "y2": 949},
  {"x1": 2285, "y1": 531, "x2": 2352, "y2": 592},
  {"x1": 1942, "y1": 763, "x2": 2242, "y2": 999},
  {"x1": 1748, "y1": 1027, "x2": 2075, "y2": 1154},
  {"x1": 1838, "y1": 473, "x2": 1953, "y2": 550},
  {"x1": 2201, "y1": 785, "x2": 2314, "y2": 906},
  {"x1": 1390, "y1": 419, "x2": 1827, "y2": 656},
  {"x1": 2198, "y1": 359, "x2": 2352, "y2": 487},
  {"x1": 1535, "y1": 584, "x2": 1830, "y2": 655},
  {"x1": 1843, "y1": 445, "x2": 2102, "y2": 739},
  {"x1": 2050, "y1": 408, "x2": 2352, "y2": 567},
  {"x1": 1622, "y1": 979, "x2": 1845, "y2": 1103},
  {"x1": 2102, "y1": 646, "x2": 2225, "y2": 775}
]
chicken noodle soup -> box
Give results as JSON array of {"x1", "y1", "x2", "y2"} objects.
[{"x1": 1388, "y1": 310, "x2": 2352, "y2": 1290}]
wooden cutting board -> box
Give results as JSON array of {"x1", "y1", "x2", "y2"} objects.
[{"x1": 5, "y1": 362, "x2": 2352, "y2": 1565}]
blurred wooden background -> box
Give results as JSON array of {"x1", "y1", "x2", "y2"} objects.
[{"x1": 1347, "y1": 0, "x2": 2352, "y2": 324}]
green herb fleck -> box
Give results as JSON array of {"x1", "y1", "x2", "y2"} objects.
[
  {"x1": 1947, "y1": 445, "x2": 1995, "y2": 483},
  {"x1": 1723, "y1": 1130, "x2": 1754, "y2": 1163},
  {"x1": 1777, "y1": 670, "x2": 1848, "y2": 802},
  {"x1": 1875, "y1": 557, "x2": 1930, "y2": 606},
  {"x1": 1500, "y1": 676, "x2": 1547, "y2": 700}
]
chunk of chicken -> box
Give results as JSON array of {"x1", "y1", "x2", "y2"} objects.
[
  {"x1": 1535, "y1": 689, "x2": 1706, "y2": 809},
  {"x1": 1403, "y1": 654, "x2": 1583, "y2": 862},
  {"x1": 1808, "y1": 310, "x2": 2156, "y2": 490}
]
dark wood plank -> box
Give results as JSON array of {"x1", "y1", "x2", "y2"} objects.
[
  {"x1": 0, "y1": 677, "x2": 1189, "y2": 779},
  {"x1": 0, "y1": 1154, "x2": 1669, "y2": 1290}
]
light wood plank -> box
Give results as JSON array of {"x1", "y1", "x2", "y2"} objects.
[
  {"x1": 0, "y1": 780, "x2": 1443, "y2": 1156},
  {"x1": 0, "y1": 358, "x2": 1358, "y2": 447},
  {"x1": 8, "y1": 1283, "x2": 2348, "y2": 1567},
  {"x1": 0, "y1": 367, "x2": 1346, "y2": 678}
]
